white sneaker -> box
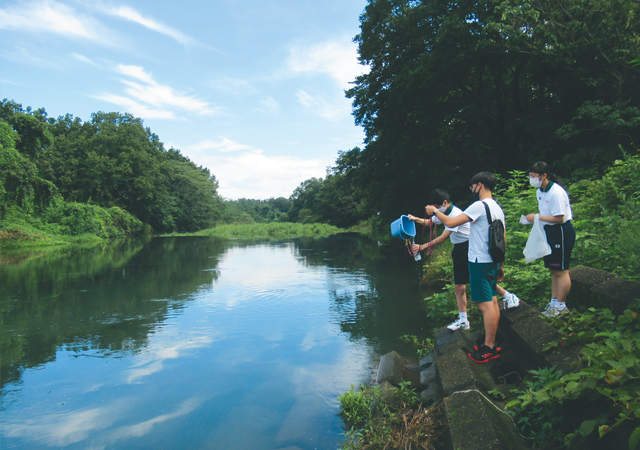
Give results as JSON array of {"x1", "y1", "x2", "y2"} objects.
[
  {"x1": 447, "y1": 318, "x2": 470, "y2": 331},
  {"x1": 503, "y1": 293, "x2": 521, "y2": 310},
  {"x1": 542, "y1": 301, "x2": 569, "y2": 318}
]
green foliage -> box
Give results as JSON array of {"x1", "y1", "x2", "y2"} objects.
[
  {"x1": 287, "y1": 148, "x2": 369, "y2": 228},
  {"x1": 506, "y1": 366, "x2": 565, "y2": 448},
  {"x1": 507, "y1": 305, "x2": 640, "y2": 449},
  {"x1": 399, "y1": 335, "x2": 434, "y2": 358},
  {"x1": 570, "y1": 152, "x2": 640, "y2": 281},
  {"x1": 220, "y1": 197, "x2": 291, "y2": 224},
  {"x1": 0, "y1": 100, "x2": 224, "y2": 234},
  {"x1": 338, "y1": 382, "x2": 442, "y2": 450},
  {"x1": 345, "y1": 0, "x2": 640, "y2": 229},
  {"x1": 42, "y1": 199, "x2": 146, "y2": 238}
]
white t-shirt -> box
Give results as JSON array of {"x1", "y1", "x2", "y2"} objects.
[
  {"x1": 537, "y1": 182, "x2": 572, "y2": 224},
  {"x1": 463, "y1": 198, "x2": 506, "y2": 263},
  {"x1": 432, "y1": 205, "x2": 470, "y2": 245}
]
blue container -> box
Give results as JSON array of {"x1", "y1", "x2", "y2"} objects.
[{"x1": 390, "y1": 215, "x2": 416, "y2": 240}]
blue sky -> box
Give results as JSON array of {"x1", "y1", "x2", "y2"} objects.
[{"x1": 0, "y1": 0, "x2": 368, "y2": 199}]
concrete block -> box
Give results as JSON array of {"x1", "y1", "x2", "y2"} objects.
[
  {"x1": 420, "y1": 362, "x2": 437, "y2": 387},
  {"x1": 508, "y1": 314, "x2": 561, "y2": 372},
  {"x1": 434, "y1": 326, "x2": 465, "y2": 355},
  {"x1": 437, "y1": 350, "x2": 475, "y2": 396},
  {"x1": 499, "y1": 301, "x2": 537, "y2": 327},
  {"x1": 376, "y1": 351, "x2": 403, "y2": 385},
  {"x1": 419, "y1": 353, "x2": 435, "y2": 370},
  {"x1": 567, "y1": 265, "x2": 640, "y2": 314},
  {"x1": 420, "y1": 381, "x2": 442, "y2": 407},
  {"x1": 444, "y1": 390, "x2": 528, "y2": 450}
]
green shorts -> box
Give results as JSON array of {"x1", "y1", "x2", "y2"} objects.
[{"x1": 469, "y1": 261, "x2": 499, "y2": 303}]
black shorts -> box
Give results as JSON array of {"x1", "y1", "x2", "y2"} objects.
[
  {"x1": 543, "y1": 221, "x2": 576, "y2": 271},
  {"x1": 452, "y1": 241, "x2": 470, "y2": 285}
]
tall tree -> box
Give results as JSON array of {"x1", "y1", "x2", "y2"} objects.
[{"x1": 347, "y1": 0, "x2": 640, "y2": 223}]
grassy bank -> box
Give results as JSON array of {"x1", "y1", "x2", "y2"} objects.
[{"x1": 160, "y1": 221, "x2": 346, "y2": 239}]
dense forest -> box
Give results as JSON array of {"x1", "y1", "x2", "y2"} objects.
[{"x1": 0, "y1": 100, "x2": 224, "y2": 236}]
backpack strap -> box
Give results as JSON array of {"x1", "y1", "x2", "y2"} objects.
[{"x1": 482, "y1": 201, "x2": 492, "y2": 224}]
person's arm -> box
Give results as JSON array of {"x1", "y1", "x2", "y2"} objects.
[
  {"x1": 407, "y1": 214, "x2": 432, "y2": 226},
  {"x1": 525, "y1": 213, "x2": 564, "y2": 223},
  {"x1": 426, "y1": 205, "x2": 471, "y2": 228},
  {"x1": 412, "y1": 230, "x2": 452, "y2": 254}
]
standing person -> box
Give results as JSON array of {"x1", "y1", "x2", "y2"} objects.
[
  {"x1": 525, "y1": 162, "x2": 575, "y2": 317},
  {"x1": 424, "y1": 172, "x2": 506, "y2": 363},
  {"x1": 409, "y1": 189, "x2": 520, "y2": 332}
]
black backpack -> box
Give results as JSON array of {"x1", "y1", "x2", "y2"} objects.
[{"x1": 482, "y1": 201, "x2": 506, "y2": 263}]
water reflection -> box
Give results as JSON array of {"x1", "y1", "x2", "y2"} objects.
[
  {"x1": 1, "y1": 234, "x2": 430, "y2": 450},
  {"x1": 0, "y1": 237, "x2": 225, "y2": 387}
]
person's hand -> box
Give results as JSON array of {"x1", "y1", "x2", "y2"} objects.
[
  {"x1": 525, "y1": 213, "x2": 536, "y2": 223},
  {"x1": 497, "y1": 264, "x2": 505, "y2": 282},
  {"x1": 425, "y1": 205, "x2": 436, "y2": 215},
  {"x1": 407, "y1": 214, "x2": 417, "y2": 221},
  {"x1": 411, "y1": 244, "x2": 421, "y2": 254}
]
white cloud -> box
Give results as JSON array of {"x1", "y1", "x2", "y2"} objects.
[
  {"x1": 185, "y1": 139, "x2": 330, "y2": 199},
  {"x1": 93, "y1": 64, "x2": 217, "y2": 119},
  {"x1": 296, "y1": 90, "x2": 349, "y2": 120},
  {"x1": 256, "y1": 96, "x2": 280, "y2": 116},
  {"x1": 0, "y1": 0, "x2": 104, "y2": 41},
  {"x1": 105, "y1": 5, "x2": 199, "y2": 47},
  {"x1": 92, "y1": 93, "x2": 175, "y2": 119},
  {"x1": 190, "y1": 137, "x2": 254, "y2": 153},
  {"x1": 288, "y1": 38, "x2": 366, "y2": 89}
]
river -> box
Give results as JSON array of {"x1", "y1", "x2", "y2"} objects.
[{"x1": 0, "y1": 234, "x2": 431, "y2": 450}]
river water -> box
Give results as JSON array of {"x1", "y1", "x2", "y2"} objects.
[{"x1": 0, "y1": 234, "x2": 431, "y2": 450}]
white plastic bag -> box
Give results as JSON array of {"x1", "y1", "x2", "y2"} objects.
[{"x1": 523, "y1": 214, "x2": 552, "y2": 263}]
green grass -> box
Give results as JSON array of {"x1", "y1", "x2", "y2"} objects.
[{"x1": 160, "y1": 222, "x2": 346, "y2": 239}]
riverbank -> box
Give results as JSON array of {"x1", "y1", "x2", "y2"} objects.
[{"x1": 0, "y1": 220, "x2": 349, "y2": 250}]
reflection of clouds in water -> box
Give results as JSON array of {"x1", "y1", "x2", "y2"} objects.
[
  {"x1": 111, "y1": 397, "x2": 201, "y2": 439},
  {"x1": 300, "y1": 323, "x2": 335, "y2": 352},
  {"x1": 126, "y1": 334, "x2": 216, "y2": 384},
  {"x1": 2, "y1": 400, "x2": 125, "y2": 447},
  {"x1": 2, "y1": 397, "x2": 202, "y2": 448}
]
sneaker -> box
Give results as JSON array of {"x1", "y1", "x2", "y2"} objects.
[
  {"x1": 468, "y1": 344, "x2": 500, "y2": 363},
  {"x1": 503, "y1": 292, "x2": 521, "y2": 310},
  {"x1": 542, "y1": 302, "x2": 569, "y2": 318},
  {"x1": 447, "y1": 318, "x2": 470, "y2": 331},
  {"x1": 474, "y1": 343, "x2": 501, "y2": 352}
]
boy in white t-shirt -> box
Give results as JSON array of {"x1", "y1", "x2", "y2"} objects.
[
  {"x1": 426, "y1": 172, "x2": 505, "y2": 363},
  {"x1": 408, "y1": 189, "x2": 520, "y2": 332}
]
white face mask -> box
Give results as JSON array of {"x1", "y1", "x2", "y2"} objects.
[
  {"x1": 437, "y1": 205, "x2": 447, "y2": 213},
  {"x1": 529, "y1": 176, "x2": 543, "y2": 188}
]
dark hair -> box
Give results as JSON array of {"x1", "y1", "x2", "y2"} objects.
[
  {"x1": 527, "y1": 161, "x2": 562, "y2": 186},
  {"x1": 428, "y1": 189, "x2": 450, "y2": 205},
  {"x1": 469, "y1": 172, "x2": 497, "y2": 191}
]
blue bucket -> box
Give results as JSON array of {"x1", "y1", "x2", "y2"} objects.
[{"x1": 390, "y1": 215, "x2": 416, "y2": 240}]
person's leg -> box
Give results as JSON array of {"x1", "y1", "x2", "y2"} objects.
[
  {"x1": 478, "y1": 298, "x2": 500, "y2": 347},
  {"x1": 496, "y1": 285, "x2": 506, "y2": 297},
  {"x1": 455, "y1": 284, "x2": 467, "y2": 313},
  {"x1": 551, "y1": 269, "x2": 571, "y2": 303}
]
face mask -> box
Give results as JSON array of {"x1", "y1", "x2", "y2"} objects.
[
  {"x1": 472, "y1": 186, "x2": 480, "y2": 201},
  {"x1": 437, "y1": 205, "x2": 447, "y2": 214},
  {"x1": 529, "y1": 176, "x2": 543, "y2": 188}
]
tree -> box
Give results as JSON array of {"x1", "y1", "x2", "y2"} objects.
[{"x1": 346, "y1": 0, "x2": 640, "y2": 225}]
